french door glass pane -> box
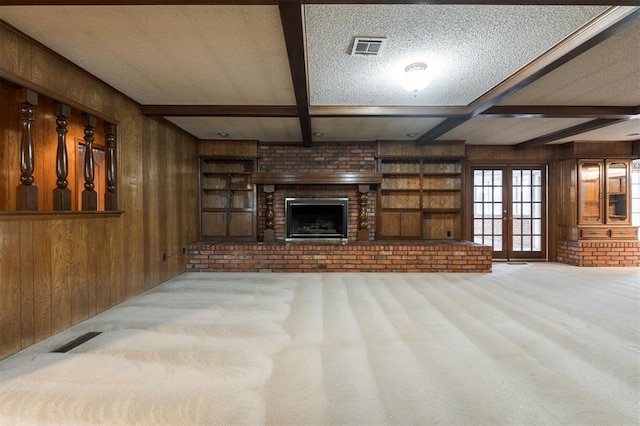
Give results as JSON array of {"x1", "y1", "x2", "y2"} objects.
[
  {"x1": 512, "y1": 169, "x2": 543, "y2": 253},
  {"x1": 473, "y1": 169, "x2": 504, "y2": 252}
]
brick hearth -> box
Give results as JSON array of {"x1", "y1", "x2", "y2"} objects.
[{"x1": 186, "y1": 240, "x2": 492, "y2": 273}]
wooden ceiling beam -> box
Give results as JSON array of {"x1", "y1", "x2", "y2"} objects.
[
  {"x1": 140, "y1": 105, "x2": 298, "y2": 117},
  {"x1": 279, "y1": 0, "x2": 313, "y2": 147},
  {"x1": 481, "y1": 105, "x2": 640, "y2": 119},
  {"x1": 416, "y1": 7, "x2": 640, "y2": 146},
  {"x1": 515, "y1": 118, "x2": 626, "y2": 150},
  {"x1": 4, "y1": 0, "x2": 638, "y2": 5}
]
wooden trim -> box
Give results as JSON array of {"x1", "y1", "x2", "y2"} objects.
[
  {"x1": 279, "y1": 0, "x2": 312, "y2": 147},
  {"x1": 310, "y1": 105, "x2": 467, "y2": 118},
  {"x1": 4, "y1": 0, "x2": 637, "y2": 5},
  {"x1": 415, "y1": 117, "x2": 470, "y2": 146},
  {"x1": 252, "y1": 172, "x2": 383, "y2": 185},
  {"x1": 140, "y1": 104, "x2": 640, "y2": 120},
  {"x1": 482, "y1": 105, "x2": 640, "y2": 119},
  {"x1": 515, "y1": 119, "x2": 626, "y2": 150},
  {"x1": 0, "y1": 211, "x2": 124, "y2": 221}
]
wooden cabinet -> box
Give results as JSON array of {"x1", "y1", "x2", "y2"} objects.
[
  {"x1": 377, "y1": 157, "x2": 463, "y2": 239},
  {"x1": 200, "y1": 157, "x2": 256, "y2": 240},
  {"x1": 576, "y1": 158, "x2": 637, "y2": 240}
]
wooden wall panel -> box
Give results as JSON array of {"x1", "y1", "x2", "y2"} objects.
[
  {"x1": 0, "y1": 23, "x2": 199, "y2": 360},
  {"x1": 32, "y1": 221, "x2": 52, "y2": 341},
  {"x1": 50, "y1": 219, "x2": 72, "y2": 335},
  {"x1": 0, "y1": 222, "x2": 22, "y2": 359},
  {"x1": 19, "y1": 221, "x2": 34, "y2": 349}
]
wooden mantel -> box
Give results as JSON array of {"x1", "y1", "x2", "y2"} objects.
[
  {"x1": 252, "y1": 172, "x2": 382, "y2": 243},
  {"x1": 252, "y1": 172, "x2": 383, "y2": 185}
]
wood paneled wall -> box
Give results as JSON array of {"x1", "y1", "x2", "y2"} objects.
[{"x1": 0, "y1": 23, "x2": 199, "y2": 359}]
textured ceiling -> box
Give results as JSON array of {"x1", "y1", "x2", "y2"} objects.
[
  {"x1": 501, "y1": 17, "x2": 640, "y2": 106},
  {"x1": 0, "y1": 3, "x2": 638, "y2": 146},
  {"x1": 304, "y1": 4, "x2": 606, "y2": 106}
]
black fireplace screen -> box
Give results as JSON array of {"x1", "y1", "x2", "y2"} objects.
[{"x1": 285, "y1": 198, "x2": 348, "y2": 240}]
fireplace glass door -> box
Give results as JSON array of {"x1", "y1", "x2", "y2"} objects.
[{"x1": 286, "y1": 198, "x2": 348, "y2": 240}]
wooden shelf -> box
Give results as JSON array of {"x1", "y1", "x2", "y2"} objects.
[
  {"x1": 252, "y1": 172, "x2": 383, "y2": 185},
  {"x1": 203, "y1": 208, "x2": 254, "y2": 212},
  {"x1": 203, "y1": 188, "x2": 253, "y2": 192},
  {"x1": 381, "y1": 189, "x2": 421, "y2": 193},
  {"x1": 376, "y1": 155, "x2": 464, "y2": 240},
  {"x1": 422, "y1": 173, "x2": 461, "y2": 177},
  {"x1": 423, "y1": 208, "x2": 461, "y2": 214}
]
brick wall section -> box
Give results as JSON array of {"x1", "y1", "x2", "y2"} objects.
[
  {"x1": 257, "y1": 143, "x2": 377, "y2": 241},
  {"x1": 186, "y1": 242, "x2": 492, "y2": 273},
  {"x1": 258, "y1": 143, "x2": 376, "y2": 173},
  {"x1": 558, "y1": 240, "x2": 640, "y2": 267}
]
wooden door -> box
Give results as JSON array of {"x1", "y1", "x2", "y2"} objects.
[{"x1": 471, "y1": 166, "x2": 546, "y2": 260}]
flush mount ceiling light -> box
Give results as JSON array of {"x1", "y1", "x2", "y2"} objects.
[
  {"x1": 400, "y1": 62, "x2": 431, "y2": 93},
  {"x1": 217, "y1": 132, "x2": 229, "y2": 138}
]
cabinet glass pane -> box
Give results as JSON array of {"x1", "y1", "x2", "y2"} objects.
[
  {"x1": 229, "y1": 175, "x2": 251, "y2": 190},
  {"x1": 580, "y1": 162, "x2": 602, "y2": 224},
  {"x1": 607, "y1": 162, "x2": 627, "y2": 222},
  {"x1": 202, "y1": 175, "x2": 228, "y2": 189},
  {"x1": 203, "y1": 193, "x2": 229, "y2": 209},
  {"x1": 231, "y1": 191, "x2": 253, "y2": 209}
]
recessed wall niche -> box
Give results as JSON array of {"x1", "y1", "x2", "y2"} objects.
[{"x1": 0, "y1": 81, "x2": 117, "y2": 212}]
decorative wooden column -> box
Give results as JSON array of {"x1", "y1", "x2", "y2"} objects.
[
  {"x1": 16, "y1": 89, "x2": 38, "y2": 211},
  {"x1": 53, "y1": 102, "x2": 72, "y2": 210},
  {"x1": 104, "y1": 123, "x2": 117, "y2": 210},
  {"x1": 81, "y1": 113, "x2": 98, "y2": 211},
  {"x1": 263, "y1": 185, "x2": 275, "y2": 243},
  {"x1": 358, "y1": 185, "x2": 370, "y2": 241}
]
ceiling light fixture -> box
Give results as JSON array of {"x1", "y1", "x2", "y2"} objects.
[
  {"x1": 400, "y1": 62, "x2": 430, "y2": 93},
  {"x1": 313, "y1": 132, "x2": 323, "y2": 137},
  {"x1": 217, "y1": 132, "x2": 229, "y2": 138},
  {"x1": 406, "y1": 133, "x2": 418, "y2": 138}
]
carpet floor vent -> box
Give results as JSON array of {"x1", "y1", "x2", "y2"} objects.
[{"x1": 50, "y1": 332, "x2": 102, "y2": 353}]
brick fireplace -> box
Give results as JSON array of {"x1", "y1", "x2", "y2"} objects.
[
  {"x1": 255, "y1": 143, "x2": 379, "y2": 242},
  {"x1": 186, "y1": 142, "x2": 492, "y2": 273}
]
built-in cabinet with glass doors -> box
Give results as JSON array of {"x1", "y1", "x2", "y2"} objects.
[
  {"x1": 577, "y1": 159, "x2": 637, "y2": 240},
  {"x1": 199, "y1": 157, "x2": 256, "y2": 240}
]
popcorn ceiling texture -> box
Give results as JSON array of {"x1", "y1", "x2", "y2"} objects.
[{"x1": 305, "y1": 4, "x2": 606, "y2": 106}]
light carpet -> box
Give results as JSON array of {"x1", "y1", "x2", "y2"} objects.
[{"x1": 0, "y1": 263, "x2": 638, "y2": 425}]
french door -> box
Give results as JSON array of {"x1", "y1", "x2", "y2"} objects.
[{"x1": 471, "y1": 166, "x2": 546, "y2": 260}]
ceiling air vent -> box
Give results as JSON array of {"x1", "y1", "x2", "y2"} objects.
[{"x1": 350, "y1": 37, "x2": 386, "y2": 56}]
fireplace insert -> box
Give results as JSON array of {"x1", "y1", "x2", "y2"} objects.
[{"x1": 285, "y1": 198, "x2": 348, "y2": 240}]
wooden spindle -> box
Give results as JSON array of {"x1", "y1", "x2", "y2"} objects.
[
  {"x1": 104, "y1": 123, "x2": 117, "y2": 210},
  {"x1": 16, "y1": 89, "x2": 39, "y2": 211},
  {"x1": 81, "y1": 113, "x2": 98, "y2": 211},
  {"x1": 358, "y1": 185, "x2": 370, "y2": 241},
  {"x1": 264, "y1": 185, "x2": 275, "y2": 243},
  {"x1": 53, "y1": 102, "x2": 71, "y2": 210}
]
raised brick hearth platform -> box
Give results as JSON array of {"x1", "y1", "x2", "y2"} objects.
[
  {"x1": 557, "y1": 240, "x2": 640, "y2": 267},
  {"x1": 186, "y1": 240, "x2": 492, "y2": 273}
]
